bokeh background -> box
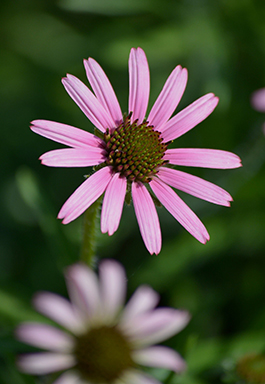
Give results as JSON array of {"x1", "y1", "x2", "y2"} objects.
[{"x1": 1, "y1": 0, "x2": 265, "y2": 383}]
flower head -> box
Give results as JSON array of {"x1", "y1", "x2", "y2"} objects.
[
  {"x1": 31, "y1": 47, "x2": 242, "y2": 254},
  {"x1": 16, "y1": 259, "x2": 190, "y2": 384}
]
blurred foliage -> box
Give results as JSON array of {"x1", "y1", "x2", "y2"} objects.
[{"x1": 1, "y1": 0, "x2": 265, "y2": 383}]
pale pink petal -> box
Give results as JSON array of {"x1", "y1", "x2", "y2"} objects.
[
  {"x1": 150, "y1": 178, "x2": 209, "y2": 244},
  {"x1": 251, "y1": 88, "x2": 265, "y2": 112},
  {"x1": 101, "y1": 173, "x2": 127, "y2": 235},
  {"x1": 157, "y1": 167, "x2": 232, "y2": 206},
  {"x1": 58, "y1": 166, "x2": 112, "y2": 224},
  {"x1": 84, "y1": 58, "x2": 123, "y2": 125},
  {"x1": 17, "y1": 353, "x2": 76, "y2": 374},
  {"x1": 121, "y1": 286, "x2": 160, "y2": 324},
  {"x1": 164, "y1": 148, "x2": 242, "y2": 169},
  {"x1": 62, "y1": 74, "x2": 115, "y2": 132},
  {"x1": 16, "y1": 323, "x2": 74, "y2": 352},
  {"x1": 129, "y1": 47, "x2": 150, "y2": 123},
  {"x1": 40, "y1": 148, "x2": 106, "y2": 167},
  {"x1": 30, "y1": 120, "x2": 102, "y2": 148},
  {"x1": 66, "y1": 264, "x2": 100, "y2": 318},
  {"x1": 53, "y1": 371, "x2": 82, "y2": 384},
  {"x1": 131, "y1": 182, "x2": 161, "y2": 255},
  {"x1": 161, "y1": 93, "x2": 219, "y2": 142},
  {"x1": 124, "y1": 369, "x2": 162, "y2": 384},
  {"x1": 132, "y1": 346, "x2": 186, "y2": 372},
  {"x1": 33, "y1": 292, "x2": 83, "y2": 334},
  {"x1": 99, "y1": 259, "x2": 126, "y2": 321},
  {"x1": 148, "y1": 66, "x2": 188, "y2": 131},
  {"x1": 122, "y1": 309, "x2": 190, "y2": 347}
]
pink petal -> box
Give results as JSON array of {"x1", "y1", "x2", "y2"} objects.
[
  {"x1": 16, "y1": 323, "x2": 74, "y2": 352},
  {"x1": 17, "y1": 353, "x2": 76, "y2": 374},
  {"x1": 62, "y1": 74, "x2": 115, "y2": 132},
  {"x1": 121, "y1": 286, "x2": 160, "y2": 324},
  {"x1": 58, "y1": 166, "x2": 112, "y2": 224},
  {"x1": 251, "y1": 88, "x2": 265, "y2": 112},
  {"x1": 101, "y1": 173, "x2": 127, "y2": 235},
  {"x1": 148, "y1": 66, "x2": 188, "y2": 131},
  {"x1": 84, "y1": 58, "x2": 123, "y2": 125},
  {"x1": 131, "y1": 182, "x2": 161, "y2": 255},
  {"x1": 99, "y1": 259, "x2": 127, "y2": 321},
  {"x1": 30, "y1": 120, "x2": 102, "y2": 148},
  {"x1": 132, "y1": 346, "x2": 186, "y2": 372},
  {"x1": 150, "y1": 178, "x2": 209, "y2": 244},
  {"x1": 53, "y1": 371, "x2": 82, "y2": 384},
  {"x1": 164, "y1": 148, "x2": 242, "y2": 169},
  {"x1": 157, "y1": 167, "x2": 232, "y2": 206},
  {"x1": 122, "y1": 308, "x2": 190, "y2": 347},
  {"x1": 161, "y1": 93, "x2": 219, "y2": 142},
  {"x1": 124, "y1": 369, "x2": 162, "y2": 384},
  {"x1": 129, "y1": 47, "x2": 150, "y2": 123},
  {"x1": 33, "y1": 292, "x2": 83, "y2": 334},
  {"x1": 40, "y1": 148, "x2": 106, "y2": 167},
  {"x1": 66, "y1": 264, "x2": 100, "y2": 318}
]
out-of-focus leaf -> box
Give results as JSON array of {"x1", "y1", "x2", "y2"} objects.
[
  {"x1": 0, "y1": 290, "x2": 44, "y2": 324},
  {"x1": 59, "y1": 0, "x2": 153, "y2": 15}
]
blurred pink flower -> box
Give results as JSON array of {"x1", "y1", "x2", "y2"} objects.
[
  {"x1": 16, "y1": 259, "x2": 190, "y2": 384},
  {"x1": 31, "y1": 47, "x2": 241, "y2": 254},
  {"x1": 251, "y1": 88, "x2": 265, "y2": 112},
  {"x1": 251, "y1": 88, "x2": 265, "y2": 133}
]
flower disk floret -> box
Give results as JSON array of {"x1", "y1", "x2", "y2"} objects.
[
  {"x1": 16, "y1": 259, "x2": 190, "y2": 384},
  {"x1": 31, "y1": 47, "x2": 242, "y2": 254}
]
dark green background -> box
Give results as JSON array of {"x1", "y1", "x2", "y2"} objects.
[{"x1": 1, "y1": 0, "x2": 265, "y2": 383}]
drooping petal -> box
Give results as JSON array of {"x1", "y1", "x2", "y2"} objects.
[
  {"x1": 33, "y1": 292, "x2": 83, "y2": 334},
  {"x1": 62, "y1": 74, "x2": 115, "y2": 132},
  {"x1": 157, "y1": 167, "x2": 232, "y2": 206},
  {"x1": 161, "y1": 93, "x2": 219, "y2": 142},
  {"x1": 58, "y1": 166, "x2": 112, "y2": 224},
  {"x1": 150, "y1": 178, "x2": 209, "y2": 244},
  {"x1": 148, "y1": 66, "x2": 188, "y2": 131},
  {"x1": 40, "y1": 148, "x2": 106, "y2": 167},
  {"x1": 30, "y1": 120, "x2": 102, "y2": 148},
  {"x1": 164, "y1": 148, "x2": 242, "y2": 169},
  {"x1": 122, "y1": 308, "x2": 190, "y2": 347},
  {"x1": 101, "y1": 173, "x2": 127, "y2": 236},
  {"x1": 16, "y1": 323, "x2": 74, "y2": 352},
  {"x1": 17, "y1": 353, "x2": 76, "y2": 374},
  {"x1": 53, "y1": 371, "x2": 82, "y2": 384},
  {"x1": 129, "y1": 47, "x2": 150, "y2": 123},
  {"x1": 66, "y1": 264, "x2": 100, "y2": 319},
  {"x1": 124, "y1": 369, "x2": 162, "y2": 384},
  {"x1": 84, "y1": 58, "x2": 123, "y2": 125},
  {"x1": 132, "y1": 346, "x2": 186, "y2": 372},
  {"x1": 99, "y1": 259, "x2": 127, "y2": 321},
  {"x1": 121, "y1": 286, "x2": 160, "y2": 324},
  {"x1": 131, "y1": 182, "x2": 161, "y2": 255}
]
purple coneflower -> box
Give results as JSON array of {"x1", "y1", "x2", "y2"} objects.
[
  {"x1": 16, "y1": 259, "x2": 190, "y2": 384},
  {"x1": 31, "y1": 47, "x2": 241, "y2": 254}
]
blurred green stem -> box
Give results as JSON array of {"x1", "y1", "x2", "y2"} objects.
[
  {"x1": 164, "y1": 371, "x2": 175, "y2": 384},
  {"x1": 80, "y1": 196, "x2": 102, "y2": 266}
]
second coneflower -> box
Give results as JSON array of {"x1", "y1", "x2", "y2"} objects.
[{"x1": 31, "y1": 47, "x2": 241, "y2": 254}]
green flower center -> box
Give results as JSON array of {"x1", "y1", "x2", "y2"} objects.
[
  {"x1": 103, "y1": 114, "x2": 168, "y2": 183},
  {"x1": 74, "y1": 325, "x2": 134, "y2": 383}
]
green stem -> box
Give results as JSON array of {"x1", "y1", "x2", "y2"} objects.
[
  {"x1": 164, "y1": 371, "x2": 175, "y2": 384},
  {"x1": 80, "y1": 196, "x2": 102, "y2": 267}
]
